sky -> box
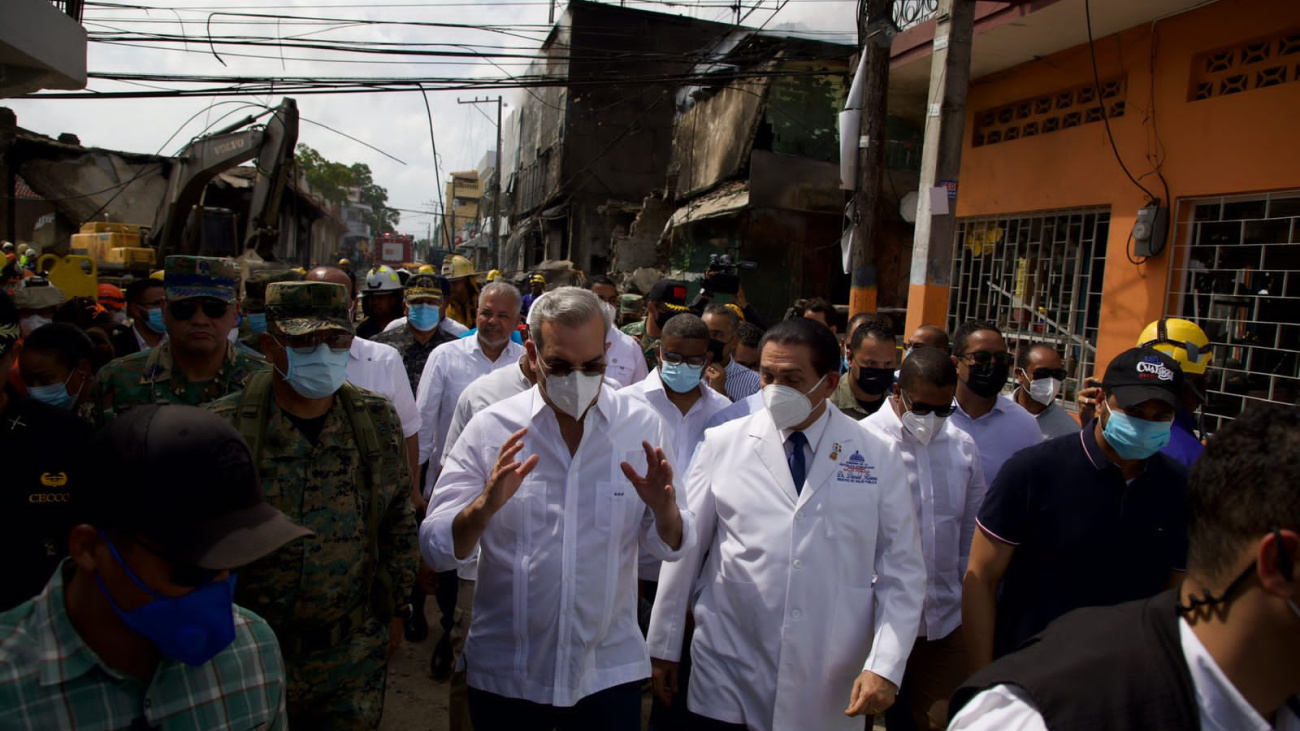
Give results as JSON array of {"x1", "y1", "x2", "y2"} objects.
[{"x1": 10, "y1": 0, "x2": 857, "y2": 240}]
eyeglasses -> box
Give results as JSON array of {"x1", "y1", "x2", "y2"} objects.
[
  {"x1": 167, "y1": 298, "x2": 230, "y2": 321},
  {"x1": 961, "y1": 350, "x2": 1013, "y2": 368},
  {"x1": 279, "y1": 331, "x2": 353, "y2": 354},
  {"x1": 660, "y1": 352, "x2": 708, "y2": 368},
  {"x1": 901, "y1": 391, "x2": 956, "y2": 417},
  {"x1": 541, "y1": 358, "x2": 607, "y2": 377},
  {"x1": 1030, "y1": 367, "x2": 1068, "y2": 381}
]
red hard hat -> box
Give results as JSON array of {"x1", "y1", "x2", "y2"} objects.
[{"x1": 98, "y1": 283, "x2": 126, "y2": 310}]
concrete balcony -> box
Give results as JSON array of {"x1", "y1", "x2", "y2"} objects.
[{"x1": 1, "y1": 0, "x2": 88, "y2": 98}]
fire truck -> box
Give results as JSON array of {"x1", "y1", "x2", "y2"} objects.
[{"x1": 373, "y1": 233, "x2": 413, "y2": 268}]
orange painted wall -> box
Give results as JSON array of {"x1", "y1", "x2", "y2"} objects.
[{"x1": 954, "y1": 0, "x2": 1300, "y2": 375}]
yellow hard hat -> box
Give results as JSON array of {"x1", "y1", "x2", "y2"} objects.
[
  {"x1": 418, "y1": 264, "x2": 436, "y2": 275},
  {"x1": 149, "y1": 269, "x2": 165, "y2": 281},
  {"x1": 486, "y1": 269, "x2": 502, "y2": 282},
  {"x1": 441, "y1": 254, "x2": 475, "y2": 280},
  {"x1": 338, "y1": 258, "x2": 351, "y2": 267},
  {"x1": 529, "y1": 273, "x2": 546, "y2": 285},
  {"x1": 1137, "y1": 317, "x2": 1212, "y2": 375}
]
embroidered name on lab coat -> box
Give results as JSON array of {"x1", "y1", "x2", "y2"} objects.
[{"x1": 835, "y1": 451, "x2": 877, "y2": 485}]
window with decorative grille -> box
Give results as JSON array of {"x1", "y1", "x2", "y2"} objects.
[
  {"x1": 1168, "y1": 192, "x2": 1300, "y2": 434},
  {"x1": 948, "y1": 209, "x2": 1110, "y2": 406}
]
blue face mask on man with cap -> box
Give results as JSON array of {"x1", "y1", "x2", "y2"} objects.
[{"x1": 1098, "y1": 348, "x2": 1183, "y2": 461}]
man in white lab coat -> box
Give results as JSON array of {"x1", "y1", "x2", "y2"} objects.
[
  {"x1": 647, "y1": 317, "x2": 925, "y2": 731},
  {"x1": 422, "y1": 286, "x2": 694, "y2": 731}
]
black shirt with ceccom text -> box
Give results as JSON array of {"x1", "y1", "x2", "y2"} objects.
[{"x1": 1, "y1": 386, "x2": 92, "y2": 611}]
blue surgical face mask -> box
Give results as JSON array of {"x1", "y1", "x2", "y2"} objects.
[
  {"x1": 660, "y1": 361, "x2": 704, "y2": 394},
  {"x1": 145, "y1": 307, "x2": 167, "y2": 334},
  {"x1": 94, "y1": 534, "x2": 237, "y2": 667},
  {"x1": 247, "y1": 312, "x2": 268, "y2": 335},
  {"x1": 28, "y1": 370, "x2": 81, "y2": 411},
  {"x1": 282, "y1": 342, "x2": 350, "y2": 399},
  {"x1": 408, "y1": 303, "x2": 440, "y2": 332},
  {"x1": 1102, "y1": 402, "x2": 1172, "y2": 460}
]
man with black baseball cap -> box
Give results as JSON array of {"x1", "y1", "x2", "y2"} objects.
[
  {"x1": 622, "y1": 279, "x2": 691, "y2": 373},
  {"x1": 963, "y1": 347, "x2": 1190, "y2": 677},
  {"x1": 0, "y1": 405, "x2": 311, "y2": 729}
]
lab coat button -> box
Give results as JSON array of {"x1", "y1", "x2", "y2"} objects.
[
  {"x1": 793, "y1": 559, "x2": 802, "y2": 568},
  {"x1": 792, "y1": 609, "x2": 802, "y2": 619}
]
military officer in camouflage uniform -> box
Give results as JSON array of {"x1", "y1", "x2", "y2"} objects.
[
  {"x1": 90, "y1": 256, "x2": 269, "y2": 426},
  {"x1": 239, "y1": 268, "x2": 302, "y2": 354},
  {"x1": 207, "y1": 281, "x2": 419, "y2": 730},
  {"x1": 371, "y1": 273, "x2": 458, "y2": 394},
  {"x1": 620, "y1": 278, "x2": 691, "y2": 373}
]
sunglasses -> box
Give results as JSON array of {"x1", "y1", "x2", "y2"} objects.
[
  {"x1": 661, "y1": 352, "x2": 708, "y2": 368},
  {"x1": 280, "y1": 331, "x2": 354, "y2": 354},
  {"x1": 962, "y1": 350, "x2": 1013, "y2": 368},
  {"x1": 541, "y1": 358, "x2": 607, "y2": 378},
  {"x1": 168, "y1": 298, "x2": 230, "y2": 321},
  {"x1": 901, "y1": 391, "x2": 956, "y2": 417},
  {"x1": 1029, "y1": 368, "x2": 1068, "y2": 381}
]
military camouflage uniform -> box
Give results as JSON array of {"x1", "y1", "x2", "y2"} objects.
[
  {"x1": 371, "y1": 324, "x2": 458, "y2": 394},
  {"x1": 621, "y1": 318, "x2": 660, "y2": 373},
  {"x1": 207, "y1": 281, "x2": 418, "y2": 731},
  {"x1": 90, "y1": 340, "x2": 269, "y2": 426},
  {"x1": 90, "y1": 254, "x2": 268, "y2": 426}
]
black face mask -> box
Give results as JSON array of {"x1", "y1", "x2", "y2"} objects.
[
  {"x1": 707, "y1": 338, "x2": 727, "y2": 364},
  {"x1": 965, "y1": 362, "x2": 1010, "y2": 398},
  {"x1": 854, "y1": 366, "x2": 894, "y2": 396}
]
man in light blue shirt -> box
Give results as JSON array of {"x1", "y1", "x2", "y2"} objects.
[{"x1": 947, "y1": 321, "x2": 1042, "y2": 485}]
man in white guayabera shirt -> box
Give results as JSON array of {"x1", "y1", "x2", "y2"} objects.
[{"x1": 422, "y1": 286, "x2": 693, "y2": 731}]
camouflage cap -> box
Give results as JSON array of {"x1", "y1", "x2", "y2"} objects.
[
  {"x1": 265, "y1": 281, "x2": 353, "y2": 336},
  {"x1": 164, "y1": 256, "x2": 239, "y2": 303},
  {"x1": 620, "y1": 293, "x2": 645, "y2": 316},
  {"x1": 405, "y1": 274, "x2": 443, "y2": 302},
  {"x1": 244, "y1": 269, "x2": 303, "y2": 310}
]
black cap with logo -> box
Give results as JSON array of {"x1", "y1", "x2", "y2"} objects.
[
  {"x1": 81, "y1": 405, "x2": 313, "y2": 570},
  {"x1": 646, "y1": 279, "x2": 690, "y2": 308},
  {"x1": 1101, "y1": 347, "x2": 1184, "y2": 409}
]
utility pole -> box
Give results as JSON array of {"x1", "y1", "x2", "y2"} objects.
[
  {"x1": 847, "y1": 0, "x2": 892, "y2": 318},
  {"x1": 905, "y1": 0, "x2": 976, "y2": 336},
  {"x1": 458, "y1": 96, "x2": 504, "y2": 271}
]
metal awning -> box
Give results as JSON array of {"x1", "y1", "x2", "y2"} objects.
[{"x1": 662, "y1": 183, "x2": 750, "y2": 235}]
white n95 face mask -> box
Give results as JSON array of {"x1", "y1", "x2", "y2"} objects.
[
  {"x1": 762, "y1": 375, "x2": 826, "y2": 430},
  {"x1": 901, "y1": 410, "x2": 939, "y2": 445},
  {"x1": 1028, "y1": 376, "x2": 1062, "y2": 406},
  {"x1": 542, "y1": 369, "x2": 603, "y2": 420}
]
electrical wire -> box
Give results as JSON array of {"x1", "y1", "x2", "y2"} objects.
[
  {"x1": 418, "y1": 85, "x2": 451, "y2": 247},
  {"x1": 1083, "y1": 0, "x2": 1157, "y2": 205}
]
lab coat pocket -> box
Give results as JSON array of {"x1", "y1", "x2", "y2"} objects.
[{"x1": 827, "y1": 584, "x2": 876, "y2": 682}]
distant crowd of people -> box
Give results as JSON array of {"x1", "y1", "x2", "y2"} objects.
[{"x1": 0, "y1": 243, "x2": 1295, "y2": 731}]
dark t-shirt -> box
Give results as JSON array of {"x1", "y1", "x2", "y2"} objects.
[
  {"x1": 977, "y1": 422, "x2": 1188, "y2": 657},
  {"x1": 0, "y1": 387, "x2": 93, "y2": 610}
]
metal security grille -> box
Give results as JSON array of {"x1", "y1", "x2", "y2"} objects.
[
  {"x1": 1168, "y1": 191, "x2": 1300, "y2": 433},
  {"x1": 948, "y1": 208, "x2": 1110, "y2": 404}
]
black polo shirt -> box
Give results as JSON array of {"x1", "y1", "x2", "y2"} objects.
[
  {"x1": 0, "y1": 386, "x2": 92, "y2": 611},
  {"x1": 977, "y1": 420, "x2": 1188, "y2": 657}
]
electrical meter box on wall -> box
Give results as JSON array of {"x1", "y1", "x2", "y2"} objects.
[{"x1": 1132, "y1": 204, "x2": 1169, "y2": 258}]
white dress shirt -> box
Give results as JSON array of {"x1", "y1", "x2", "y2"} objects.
[
  {"x1": 347, "y1": 336, "x2": 421, "y2": 438},
  {"x1": 415, "y1": 335, "x2": 523, "y2": 466},
  {"x1": 385, "y1": 315, "x2": 469, "y2": 337},
  {"x1": 862, "y1": 401, "x2": 985, "y2": 639},
  {"x1": 422, "y1": 386, "x2": 695, "y2": 707},
  {"x1": 133, "y1": 323, "x2": 165, "y2": 352},
  {"x1": 622, "y1": 369, "x2": 731, "y2": 579},
  {"x1": 647, "y1": 403, "x2": 924, "y2": 731},
  {"x1": 948, "y1": 620, "x2": 1300, "y2": 731},
  {"x1": 948, "y1": 394, "x2": 1043, "y2": 486},
  {"x1": 605, "y1": 325, "x2": 649, "y2": 389}
]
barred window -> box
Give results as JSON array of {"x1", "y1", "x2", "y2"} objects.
[{"x1": 949, "y1": 208, "x2": 1110, "y2": 405}]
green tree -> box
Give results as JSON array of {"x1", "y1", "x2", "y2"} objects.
[{"x1": 296, "y1": 144, "x2": 400, "y2": 232}]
